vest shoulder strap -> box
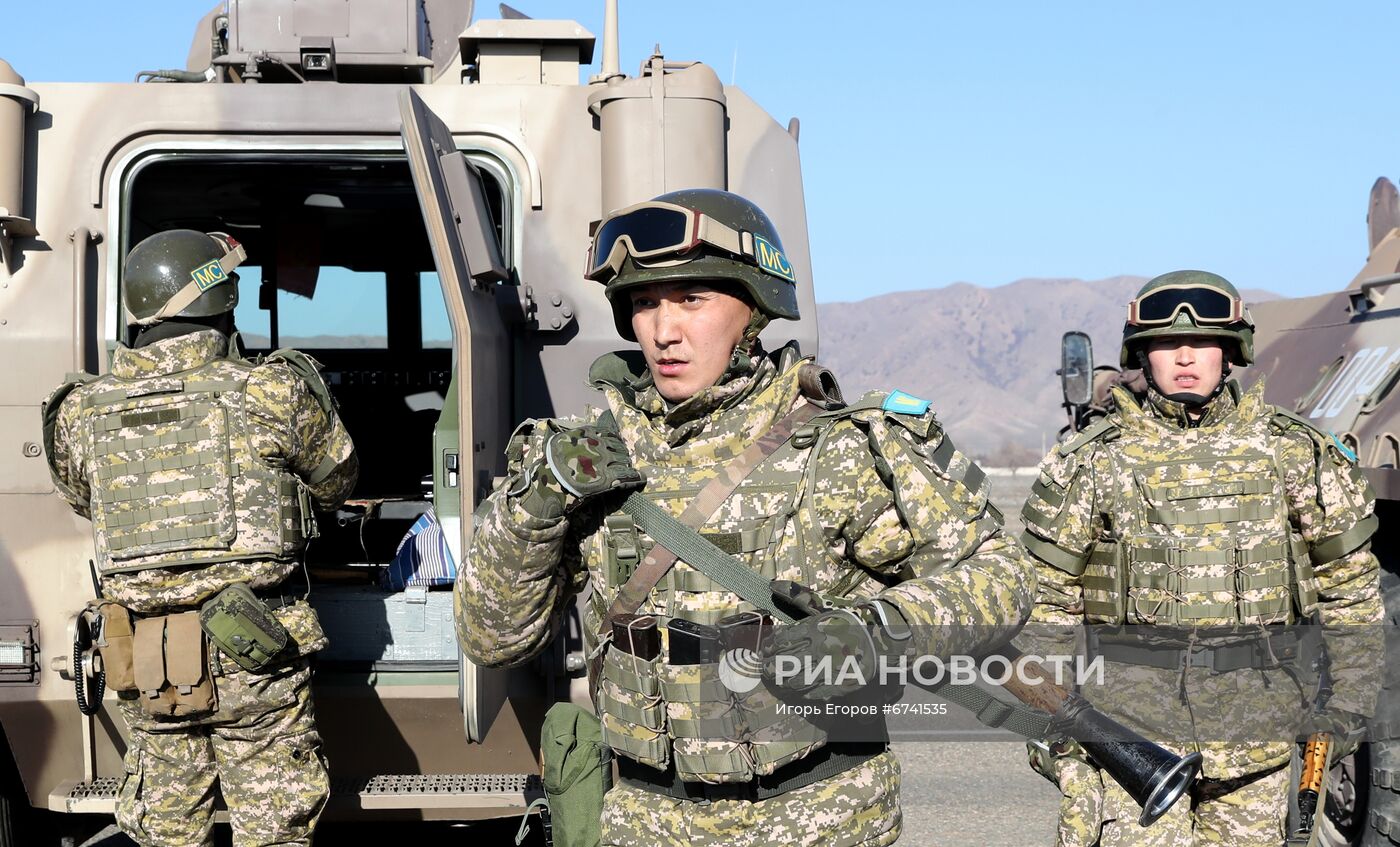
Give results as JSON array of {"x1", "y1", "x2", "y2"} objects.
[
  {"x1": 1061, "y1": 417, "x2": 1119, "y2": 454},
  {"x1": 263, "y1": 349, "x2": 334, "y2": 415}
]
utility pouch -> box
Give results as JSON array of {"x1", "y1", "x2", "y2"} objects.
[
  {"x1": 540, "y1": 702, "x2": 612, "y2": 847},
  {"x1": 92, "y1": 602, "x2": 136, "y2": 693},
  {"x1": 598, "y1": 647, "x2": 668, "y2": 770},
  {"x1": 199, "y1": 584, "x2": 290, "y2": 672},
  {"x1": 133, "y1": 612, "x2": 216, "y2": 718},
  {"x1": 736, "y1": 681, "x2": 827, "y2": 776},
  {"x1": 658, "y1": 661, "x2": 751, "y2": 784}
]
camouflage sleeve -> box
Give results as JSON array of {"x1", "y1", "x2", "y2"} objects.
[
  {"x1": 44, "y1": 386, "x2": 91, "y2": 516},
  {"x1": 455, "y1": 416, "x2": 591, "y2": 668},
  {"x1": 1278, "y1": 427, "x2": 1383, "y2": 716},
  {"x1": 819, "y1": 410, "x2": 1037, "y2": 658},
  {"x1": 1019, "y1": 444, "x2": 1102, "y2": 627},
  {"x1": 246, "y1": 361, "x2": 358, "y2": 510}
]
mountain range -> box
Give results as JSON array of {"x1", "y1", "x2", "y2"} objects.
[{"x1": 816, "y1": 276, "x2": 1278, "y2": 466}]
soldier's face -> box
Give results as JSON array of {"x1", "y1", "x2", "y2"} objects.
[
  {"x1": 628, "y1": 281, "x2": 753, "y2": 403},
  {"x1": 1145, "y1": 336, "x2": 1225, "y2": 397}
]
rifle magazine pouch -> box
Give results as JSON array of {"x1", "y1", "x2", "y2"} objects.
[
  {"x1": 658, "y1": 662, "x2": 752, "y2": 784},
  {"x1": 199, "y1": 584, "x2": 290, "y2": 672},
  {"x1": 736, "y1": 682, "x2": 827, "y2": 776},
  {"x1": 133, "y1": 616, "x2": 167, "y2": 708},
  {"x1": 541, "y1": 702, "x2": 611, "y2": 847},
  {"x1": 163, "y1": 612, "x2": 215, "y2": 717},
  {"x1": 598, "y1": 648, "x2": 668, "y2": 770},
  {"x1": 132, "y1": 613, "x2": 216, "y2": 718},
  {"x1": 95, "y1": 602, "x2": 137, "y2": 693}
]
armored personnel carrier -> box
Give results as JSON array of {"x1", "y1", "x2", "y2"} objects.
[
  {"x1": 0, "y1": 0, "x2": 817, "y2": 839},
  {"x1": 1244, "y1": 176, "x2": 1400, "y2": 847}
]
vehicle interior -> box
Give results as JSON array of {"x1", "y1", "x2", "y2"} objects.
[{"x1": 121, "y1": 153, "x2": 509, "y2": 667}]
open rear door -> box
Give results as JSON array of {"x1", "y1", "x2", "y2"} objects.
[{"x1": 400, "y1": 89, "x2": 511, "y2": 743}]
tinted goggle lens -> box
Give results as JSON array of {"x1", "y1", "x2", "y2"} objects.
[
  {"x1": 1134, "y1": 286, "x2": 1237, "y2": 324},
  {"x1": 589, "y1": 206, "x2": 692, "y2": 276}
]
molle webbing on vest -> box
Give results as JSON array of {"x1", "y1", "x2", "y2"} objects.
[
  {"x1": 81, "y1": 360, "x2": 311, "y2": 575},
  {"x1": 1082, "y1": 538, "x2": 1307, "y2": 623}
]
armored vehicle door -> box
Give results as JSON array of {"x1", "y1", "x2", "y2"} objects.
[{"x1": 400, "y1": 89, "x2": 511, "y2": 742}]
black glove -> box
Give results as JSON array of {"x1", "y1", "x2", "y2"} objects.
[{"x1": 762, "y1": 597, "x2": 910, "y2": 701}]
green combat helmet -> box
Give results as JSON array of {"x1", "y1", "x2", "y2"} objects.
[
  {"x1": 1120, "y1": 270, "x2": 1255, "y2": 368},
  {"x1": 122, "y1": 229, "x2": 247, "y2": 327},
  {"x1": 584, "y1": 188, "x2": 800, "y2": 341}
]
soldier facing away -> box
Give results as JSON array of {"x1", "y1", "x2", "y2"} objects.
[
  {"x1": 42, "y1": 230, "x2": 358, "y2": 846},
  {"x1": 457, "y1": 188, "x2": 1036, "y2": 845},
  {"x1": 1019, "y1": 271, "x2": 1382, "y2": 846}
]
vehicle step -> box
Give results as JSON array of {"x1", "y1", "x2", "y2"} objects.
[{"x1": 49, "y1": 773, "x2": 543, "y2": 814}]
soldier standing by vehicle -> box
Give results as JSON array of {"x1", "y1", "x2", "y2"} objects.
[
  {"x1": 1019, "y1": 271, "x2": 1382, "y2": 846},
  {"x1": 458, "y1": 188, "x2": 1035, "y2": 846},
  {"x1": 42, "y1": 230, "x2": 358, "y2": 847}
]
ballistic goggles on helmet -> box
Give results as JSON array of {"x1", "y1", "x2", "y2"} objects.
[
  {"x1": 585, "y1": 201, "x2": 795, "y2": 284},
  {"x1": 128, "y1": 232, "x2": 247, "y2": 328},
  {"x1": 1126, "y1": 283, "x2": 1246, "y2": 328}
]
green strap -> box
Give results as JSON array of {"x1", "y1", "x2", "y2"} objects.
[
  {"x1": 1031, "y1": 478, "x2": 1065, "y2": 508},
  {"x1": 307, "y1": 455, "x2": 340, "y2": 486},
  {"x1": 921, "y1": 678, "x2": 1055, "y2": 739},
  {"x1": 1019, "y1": 530, "x2": 1090, "y2": 576},
  {"x1": 1146, "y1": 501, "x2": 1270, "y2": 526},
  {"x1": 1061, "y1": 418, "x2": 1118, "y2": 454},
  {"x1": 1310, "y1": 514, "x2": 1378, "y2": 564},
  {"x1": 1128, "y1": 541, "x2": 1294, "y2": 567},
  {"x1": 1128, "y1": 570, "x2": 1293, "y2": 593},
  {"x1": 620, "y1": 495, "x2": 796, "y2": 624}
]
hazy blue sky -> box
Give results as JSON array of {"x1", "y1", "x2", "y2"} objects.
[{"x1": 6, "y1": 1, "x2": 1400, "y2": 303}]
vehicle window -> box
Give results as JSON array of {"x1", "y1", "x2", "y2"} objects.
[
  {"x1": 235, "y1": 267, "x2": 388, "y2": 350},
  {"x1": 421, "y1": 272, "x2": 452, "y2": 348}
]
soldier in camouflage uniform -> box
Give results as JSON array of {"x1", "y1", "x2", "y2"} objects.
[
  {"x1": 458, "y1": 189, "x2": 1035, "y2": 846},
  {"x1": 42, "y1": 230, "x2": 358, "y2": 847},
  {"x1": 1019, "y1": 271, "x2": 1382, "y2": 846}
]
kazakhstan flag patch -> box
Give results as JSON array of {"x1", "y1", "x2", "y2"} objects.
[
  {"x1": 1330, "y1": 432, "x2": 1358, "y2": 463},
  {"x1": 882, "y1": 389, "x2": 930, "y2": 415}
]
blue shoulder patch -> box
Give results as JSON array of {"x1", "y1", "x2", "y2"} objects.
[
  {"x1": 1330, "y1": 432, "x2": 1358, "y2": 463},
  {"x1": 882, "y1": 389, "x2": 931, "y2": 416}
]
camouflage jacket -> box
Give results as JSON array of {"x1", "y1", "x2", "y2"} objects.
[
  {"x1": 46, "y1": 330, "x2": 358, "y2": 612},
  {"x1": 1020, "y1": 377, "x2": 1382, "y2": 777},
  {"x1": 459, "y1": 347, "x2": 1036, "y2": 671}
]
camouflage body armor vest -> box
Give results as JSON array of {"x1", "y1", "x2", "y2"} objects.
[
  {"x1": 582, "y1": 353, "x2": 951, "y2": 786},
  {"x1": 1073, "y1": 385, "x2": 1314, "y2": 626},
  {"x1": 74, "y1": 352, "x2": 315, "y2": 575}
]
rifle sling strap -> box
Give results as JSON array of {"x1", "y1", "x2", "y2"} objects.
[{"x1": 589, "y1": 401, "x2": 819, "y2": 698}]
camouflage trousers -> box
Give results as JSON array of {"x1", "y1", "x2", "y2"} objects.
[
  {"x1": 1087, "y1": 766, "x2": 1288, "y2": 847},
  {"x1": 116, "y1": 658, "x2": 328, "y2": 847},
  {"x1": 600, "y1": 749, "x2": 901, "y2": 846}
]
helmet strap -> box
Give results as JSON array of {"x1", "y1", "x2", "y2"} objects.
[{"x1": 723, "y1": 309, "x2": 769, "y2": 375}]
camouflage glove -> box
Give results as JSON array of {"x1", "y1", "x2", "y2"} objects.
[
  {"x1": 512, "y1": 424, "x2": 644, "y2": 519},
  {"x1": 762, "y1": 599, "x2": 909, "y2": 701},
  {"x1": 1029, "y1": 739, "x2": 1104, "y2": 847}
]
